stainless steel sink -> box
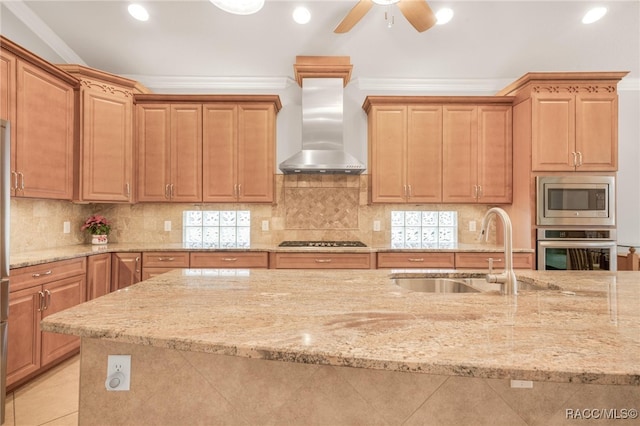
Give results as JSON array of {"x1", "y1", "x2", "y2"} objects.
[
  {"x1": 394, "y1": 277, "x2": 542, "y2": 294},
  {"x1": 394, "y1": 278, "x2": 480, "y2": 293}
]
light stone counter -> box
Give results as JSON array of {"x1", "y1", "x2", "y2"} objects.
[
  {"x1": 10, "y1": 242, "x2": 533, "y2": 268},
  {"x1": 41, "y1": 268, "x2": 639, "y2": 386}
]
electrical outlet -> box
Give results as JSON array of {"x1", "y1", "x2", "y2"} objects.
[
  {"x1": 63, "y1": 221, "x2": 71, "y2": 234},
  {"x1": 261, "y1": 220, "x2": 269, "y2": 231},
  {"x1": 373, "y1": 220, "x2": 381, "y2": 232},
  {"x1": 164, "y1": 221, "x2": 171, "y2": 232},
  {"x1": 469, "y1": 221, "x2": 476, "y2": 232},
  {"x1": 105, "y1": 355, "x2": 131, "y2": 391}
]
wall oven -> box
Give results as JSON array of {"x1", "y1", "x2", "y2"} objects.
[
  {"x1": 536, "y1": 176, "x2": 615, "y2": 226},
  {"x1": 537, "y1": 228, "x2": 617, "y2": 271}
]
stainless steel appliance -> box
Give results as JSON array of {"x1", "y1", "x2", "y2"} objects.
[
  {"x1": 278, "y1": 241, "x2": 366, "y2": 248},
  {"x1": 1, "y1": 119, "x2": 10, "y2": 424},
  {"x1": 536, "y1": 175, "x2": 615, "y2": 226},
  {"x1": 537, "y1": 228, "x2": 617, "y2": 271}
]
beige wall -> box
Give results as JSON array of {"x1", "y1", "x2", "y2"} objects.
[{"x1": 10, "y1": 175, "x2": 494, "y2": 253}]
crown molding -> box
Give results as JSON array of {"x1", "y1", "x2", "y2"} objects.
[
  {"x1": 3, "y1": 0, "x2": 86, "y2": 65},
  {"x1": 619, "y1": 78, "x2": 640, "y2": 92},
  {"x1": 122, "y1": 75, "x2": 295, "y2": 92}
]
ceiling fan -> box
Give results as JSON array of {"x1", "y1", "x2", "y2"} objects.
[{"x1": 334, "y1": 0, "x2": 437, "y2": 33}]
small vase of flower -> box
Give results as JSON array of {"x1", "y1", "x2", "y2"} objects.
[{"x1": 81, "y1": 215, "x2": 111, "y2": 245}]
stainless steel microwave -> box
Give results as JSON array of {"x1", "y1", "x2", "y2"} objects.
[{"x1": 536, "y1": 176, "x2": 615, "y2": 226}]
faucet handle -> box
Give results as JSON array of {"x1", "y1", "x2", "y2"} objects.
[{"x1": 487, "y1": 257, "x2": 494, "y2": 274}]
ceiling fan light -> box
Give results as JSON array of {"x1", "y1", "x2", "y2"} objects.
[
  {"x1": 209, "y1": 0, "x2": 265, "y2": 15},
  {"x1": 582, "y1": 6, "x2": 607, "y2": 24},
  {"x1": 128, "y1": 4, "x2": 149, "y2": 21},
  {"x1": 372, "y1": 0, "x2": 400, "y2": 5},
  {"x1": 435, "y1": 8, "x2": 453, "y2": 25}
]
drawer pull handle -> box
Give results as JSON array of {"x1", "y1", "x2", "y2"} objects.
[
  {"x1": 315, "y1": 259, "x2": 332, "y2": 263},
  {"x1": 408, "y1": 258, "x2": 424, "y2": 262},
  {"x1": 32, "y1": 270, "x2": 53, "y2": 278},
  {"x1": 222, "y1": 258, "x2": 238, "y2": 262},
  {"x1": 158, "y1": 257, "x2": 175, "y2": 262}
]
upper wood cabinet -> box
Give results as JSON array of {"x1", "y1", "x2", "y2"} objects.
[
  {"x1": 58, "y1": 65, "x2": 147, "y2": 202},
  {"x1": 203, "y1": 102, "x2": 277, "y2": 203},
  {"x1": 136, "y1": 103, "x2": 203, "y2": 202},
  {"x1": 135, "y1": 94, "x2": 281, "y2": 204},
  {"x1": 1, "y1": 36, "x2": 78, "y2": 200},
  {"x1": 363, "y1": 96, "x2": 513, "y2": 204},
  {"x1": 498, "y1": 72, "x2": 628, "y2": 172},
  {"x1": 366, "y1": 104, "x2": 442, "y2": 203},
  {"x1": 442, "y1": 104, "x2": 513, "y2": 203}
]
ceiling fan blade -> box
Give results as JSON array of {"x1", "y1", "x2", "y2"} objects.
[
  {"x1": 334, "y1": 0, "x2": 374, "y2": 33},
  {"x1": 397, "y1": 0, "x2": 437, "y2": 32}
]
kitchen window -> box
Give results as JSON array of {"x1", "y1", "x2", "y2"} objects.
[
  {"x1": 183, "y1": 210, "x2": 250, "y2": 248},
  {"x1": 391, "y1": 211, "x2": 458, "y2": 249}
]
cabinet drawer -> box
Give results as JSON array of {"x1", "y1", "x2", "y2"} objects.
[
  {"x1": 270, "y1": 252, "x2": 374, "y2": 269},
  {"x1": 190, "y1": 252, "x2": 269, "y2": 268},
  {"x1": 10, "y1": 257, "x2": 86, "y2": 292},
  {"x1": 377, "y1": 252, "x2": 455, "y2": 268},
  {"x1": 142, "y1": 252, "x2": 190, "y2": 268},
  {"x1": 455, "y1": 252, "x2": 533, "y2": 269}
]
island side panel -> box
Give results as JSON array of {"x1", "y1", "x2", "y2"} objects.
[{"x1": 78, "y1": 338, "x2": 640, "y2": 425}]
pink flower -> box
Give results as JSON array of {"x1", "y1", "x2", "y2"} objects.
[{"x1": 81, "y1": 215, "x2": 111, "y2": 235}]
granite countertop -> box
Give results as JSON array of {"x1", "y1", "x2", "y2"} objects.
[
  {"x1": 9, "y1": 242, "x2": 534, "y2": 269},
  {"x1": 41, "y1": 268, "x2": 640, "y2": 386}
]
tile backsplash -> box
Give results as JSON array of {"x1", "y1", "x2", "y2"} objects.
[{"x1": 10, "y1": 175, "x2": 495, "y2": 253}]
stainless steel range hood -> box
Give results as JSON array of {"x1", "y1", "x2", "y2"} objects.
[{"x1": 279, "y1": 57, "x2": 365, "y2": 174}]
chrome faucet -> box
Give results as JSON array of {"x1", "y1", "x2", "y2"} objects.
[{"x1": 480, "y1": 207, "x2": 517, "y2": 295}]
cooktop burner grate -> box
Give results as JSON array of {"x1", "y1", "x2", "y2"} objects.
[{"x1": 279, "y1": 241, "x2": 367, "y2": 248}]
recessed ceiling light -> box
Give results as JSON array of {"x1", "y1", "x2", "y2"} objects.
[
  {"x1": 209, "y1": 0, "x2": 265, "y2": 15},
  {"x1": 436, "y1": 8, "x2": 454, "y2": 25},
  {"x1": 372, "y1": 0, "x2": 400, "y2": 5},
  {"x1": 293, "y1": 7, "x2": 311, "y2": 25},
  {"x1": 582, "y1": 6, "x2": 607, "y2": 24},
  {"x1": 128, "y1": 4, "x2": 149, "y2": 22}
]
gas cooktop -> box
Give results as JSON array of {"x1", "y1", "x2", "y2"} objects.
[{"x1": 278, "y1": 241, "x2": 367, "y2": 248}]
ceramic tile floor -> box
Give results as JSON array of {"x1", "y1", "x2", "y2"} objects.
[{"x1": 3, "y1": 356, "x2": 79, "y2": 426}]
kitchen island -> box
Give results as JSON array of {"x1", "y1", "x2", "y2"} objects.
[{"x1": 41, "y1": 268, "x2": 639, "y2": 425}]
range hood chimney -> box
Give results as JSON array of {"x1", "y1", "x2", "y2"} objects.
[{"x1": 279, "y1": 56, "x2": 365, "y2": 174}]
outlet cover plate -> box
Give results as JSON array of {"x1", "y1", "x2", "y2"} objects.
[{"x1": 106, "y1": 354, "x2": 131, "y2": 391}]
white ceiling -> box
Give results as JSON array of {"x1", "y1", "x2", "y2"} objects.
[{"x1": 1, "y1": 0, "x2": 639, "y2": 93}]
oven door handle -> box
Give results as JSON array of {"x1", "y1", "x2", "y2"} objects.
[{"x1": 538, "y1": 240, "x2": 617, "y2": 249}]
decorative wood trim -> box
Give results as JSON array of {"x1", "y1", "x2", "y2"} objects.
[
  {"x1": 79, "y1": 79, "x2": 134, "y2": 98},
  {"x1": 531, "y1": 84, "x2": 617, "y2": 94},
  {"x1": 362, "y1": 96, "x2": 514, "y2": 113},
  {"x1": 134, "y1": 94, "x2": 282, "y2": 112},
  {"x1": 497, "y1": 71, "x2": 629, "y2": 96},
  {"x1": 293, "y1": 56, "x2": 352, "y2": 87}
]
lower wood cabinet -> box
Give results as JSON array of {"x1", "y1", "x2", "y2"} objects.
[
  {"x1": 190, "y1": 252, "x2": 268, "y2": 268},
  {"x1": 377, "y1": 252, "x2": 455, "y2": 269},
  {"x1": 7, "y1": 257, "x2": 86, "y2": 390},
  {"x1": 269, "y1": 252, "x2": 375, "y2": 269},
  {"x1": 111, "y1": 252, "x2": 142, "y2": 291},
  {"x1": 141, "y1": 251, "x2": 190, "y2": 280},
  {"x1": 454, "y1": 252, "x2": 534, "y2": 269},
  {"x1": 86, "y1": 253, "x2": 111, "y2": 300}
]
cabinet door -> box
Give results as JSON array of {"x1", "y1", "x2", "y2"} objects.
[
  {"x1": 16, "y1": 60, "x2": 74, "y2": 199},
  {"x1": 202, "y1": 104, "x2": 237, "y2": 202},
  {"x1": 87, "y1": 253, "x2": 112, "y2": 300},
  {"x1": 575, "y1": 92, "x2": 618, "y2": 171},
  {"x1": 111, "y1": 253, "x2": 142, "y2": 291},
  {"x1": 81, "y1": 88, "x2": 133, "y2": 201},
  {"x1": 6, "y1": 286, "x2": 41, "y2": 387},
  {"x1": 407, "y1": 106, "x2": 442, "y2": 203},
  {"x1": 477, "y1": 105, "x2": 512, "y2": 203},
  {"x1": 531, "y1": 93, "x2": 575, "y2": 171},
  {"x1": 237, "y1": 104, "x2": 275, "y2": 202},
  {"x1": 40, "y1": 275, "x2": 85, "y2": 366},
  {"x1": 170, "y1": 104, "x2": 202, "y2": 202},
  {"x1": 137, "y1": 104, "x2": 171, "y2": 201},
  {"x1": 369, "y1": 105, "x2": 407, "y2": 203},
  {"x1": 442, "y1": 105, "x2": 478, "y2": 203}
]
